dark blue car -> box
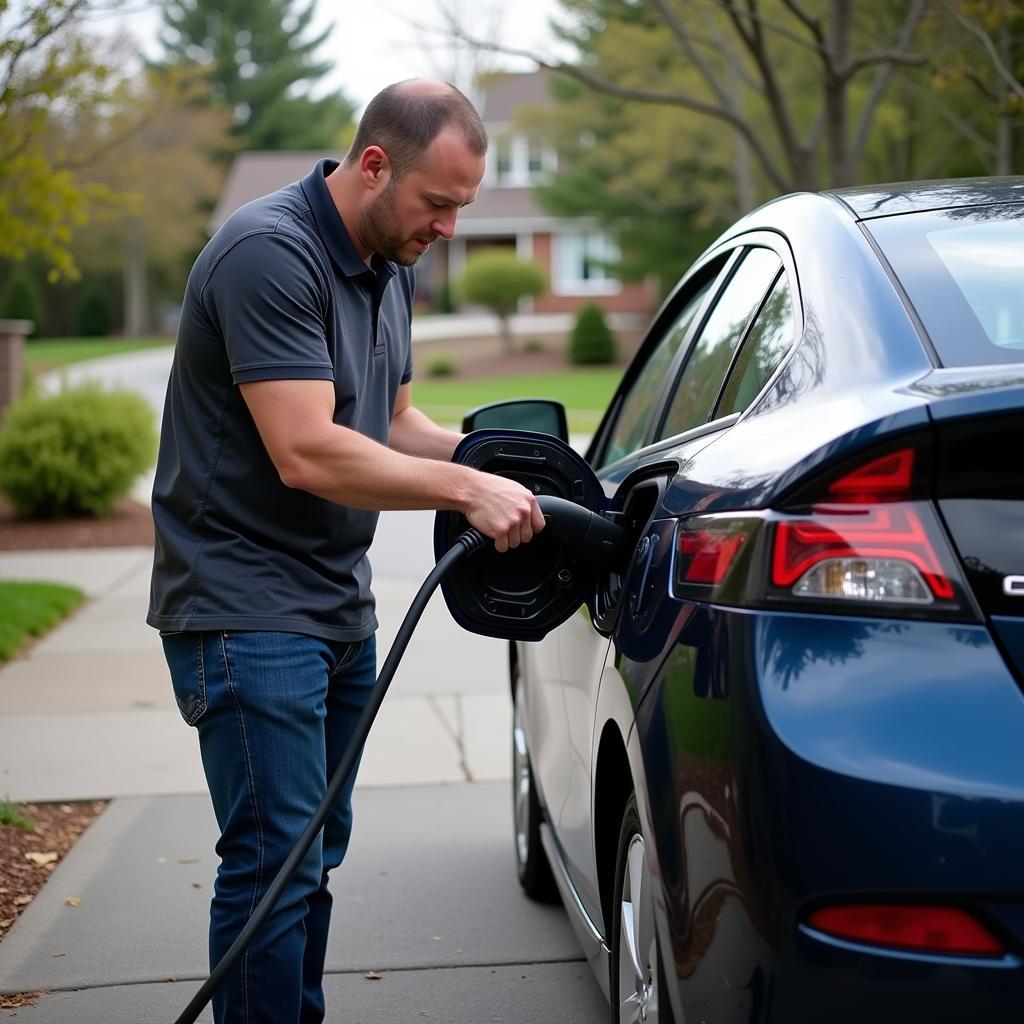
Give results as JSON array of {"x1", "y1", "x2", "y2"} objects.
[{"x1": 436, "y1": 178, "x2": 1024, "y2": 1023}]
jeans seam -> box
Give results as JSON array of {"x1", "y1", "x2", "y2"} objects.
[{"x1": 221, "y1": 630, "x2": 263, "y2": 1024}]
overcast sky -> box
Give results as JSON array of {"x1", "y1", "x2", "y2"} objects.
[{"x1": 98, "y1": 0, "x2": 567, "y2": 112}]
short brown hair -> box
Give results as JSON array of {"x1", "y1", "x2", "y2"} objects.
[{"x1": 344, "y1": 80, "x2": 487, "y2": 180}]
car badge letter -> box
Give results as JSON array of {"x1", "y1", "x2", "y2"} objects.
[{"x1": 1003, "y1": 575, "x2": 1024, "y2": 596}]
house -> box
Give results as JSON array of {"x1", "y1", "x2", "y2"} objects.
[{"x1": 209, "y1": 71, "x2": 657, "y2": 320}]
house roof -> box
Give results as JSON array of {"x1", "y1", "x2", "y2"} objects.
[
  {"x1": 210, "y1": 151, "x2": 323, "y2": 232},
  {"x1": 479, "y1": 69, "x2": 552, "y2": 123},
  {"x1": 209, "y1": 71, "x2": 558, "y2": 233}
]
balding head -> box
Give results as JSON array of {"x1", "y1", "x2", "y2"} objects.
[{"x1": 343, "y1": 79, "x2": 487, "y2": 182}]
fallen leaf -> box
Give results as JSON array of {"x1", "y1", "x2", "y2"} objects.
[
  {"x1": 362, "y1": 971, "x2": 382, "y2": 981},
  {"x1": 25, "y1": 851, "x2": 57, "y2": 866},
  {"x1": 51, "y1": 953, "x2": 66, "y2": 958},
  {"x1": 64, "y1": 897, "x2": 80, "y2": 907},
  {"x1": 13, "y1": 896, "x2": 32, "y2": 907},
  {"x1": 191, "y1": 882, "x2": 202, "y2": 889}
]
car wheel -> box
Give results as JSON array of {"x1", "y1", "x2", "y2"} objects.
[
  {"x1": 512, "y1": 671, "x2": 557, "y2": 901},
  {"x1": 610, "y1": 792, "x2": 673, "y2": 1024}
]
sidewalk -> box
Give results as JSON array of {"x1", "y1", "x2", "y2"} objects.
[{"x1": 0, "y1": 511, "x2": 592, "y2": 1022}]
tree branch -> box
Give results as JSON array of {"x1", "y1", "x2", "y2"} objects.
[
  {"x1": 713, "y1": 0, "x2": 827, "y2": 56},
  {"x1": 724, "y1": 0, "x2": 809, "y2": 185},
  {"x1": 441, "y1": 26, "x2": 790, "y2": 190},
  {"x1": 780, "y1": 0, "x2": 824, "y2": 46},
  {"x1": 650, "y1": 0, "x2": 731, "y2": 107},
  {"x1": 905, "y1": 79, "x2": 997, "y2": 157},
  {"x1": 942, "y1": 0, "x2": 1024, "y2": 103},
  {"x1": 0, "y1": 0, "x2": 89, "y2": 105},
  {"x1": 848, "y1": 0, "x2": 928, "y2": 172}
]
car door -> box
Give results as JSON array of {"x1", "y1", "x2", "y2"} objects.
[{"x1": 556, "y1": 242, "x2": 795, "y2": 921}]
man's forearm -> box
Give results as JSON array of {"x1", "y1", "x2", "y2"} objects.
[{"x1": 388, "y1": 404, "x2": 463, "y2": 461}]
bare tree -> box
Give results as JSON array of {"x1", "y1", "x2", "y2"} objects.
[{"x1": 435, "y1": 0, "x2": 930, "y2": 192}]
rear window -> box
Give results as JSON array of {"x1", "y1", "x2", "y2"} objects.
[{"x1": 866, "y1": 204, "x2": 1024, "y2": 367}]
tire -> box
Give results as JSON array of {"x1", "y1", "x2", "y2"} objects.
[
  {"x1": 609, "y1": 793, "x2": 674, "y2": 1024},
  {"x1": 512, "y1": 671, "x2": 558, "y2": 902}
]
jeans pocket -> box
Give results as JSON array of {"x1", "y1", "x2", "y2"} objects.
[
  {"x1": 162, "y1": 632, "x2": 208, "y2": 727},
  {"x1": 329, "y1": 640, "x2": 364, "y2": 677}
]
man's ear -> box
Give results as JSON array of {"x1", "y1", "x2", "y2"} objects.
[{"x1": 359, "y1": 146, "x2": 390, "y2": 190}]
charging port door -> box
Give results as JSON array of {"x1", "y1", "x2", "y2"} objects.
[{"x1": 434, "y1": 429, "x2": 612, "y2": 641}]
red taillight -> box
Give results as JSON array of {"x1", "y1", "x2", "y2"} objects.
[
  {"x1": 827, "y1": 448, "x2": 915, "y2": 503},
  {"x1": 772, "y1": 504, "x2": 955, "y2": 601},
  {"x1": 677, "y1": 527, "x2": 749, "y2": 584},
  {"x1": 806, "y1": 904, "x2": 1006, "y2": 958}
]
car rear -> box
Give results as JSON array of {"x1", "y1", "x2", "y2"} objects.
[{"x1": 637, "y1": 195, "x2": 1024, "y2": 1023}]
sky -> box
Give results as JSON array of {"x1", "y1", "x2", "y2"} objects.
[{"x1": 97, "y1": 0, "x2": 568, "y2": 112}]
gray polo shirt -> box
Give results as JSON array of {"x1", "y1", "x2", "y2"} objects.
[{"x1": 148, "y1": 159, "x2": 414, "y2": 641}]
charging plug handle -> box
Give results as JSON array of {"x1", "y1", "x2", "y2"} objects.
[{"x1": 535, "y1": 494, "x2": 632, "y2": 572}]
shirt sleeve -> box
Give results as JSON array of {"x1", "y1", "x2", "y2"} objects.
[{"x1": 201, "y1": 231, "x2": 334, "y2": 385}]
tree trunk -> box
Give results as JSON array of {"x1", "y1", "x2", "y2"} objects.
[
  {"x1": 122, "y1": 216, "x2": 151, "y2": 337},
  {"x1": 825, "y1": 0, "x2": 852, "y2": 186},
  {"x1": 498, "y1": 314, "x2": 515, "y2": 356}
]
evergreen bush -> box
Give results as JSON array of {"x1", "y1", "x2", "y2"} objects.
[
  {"x1": 568, "y1": 303, "x2": 617, "y2": 365},
  {"x1": 76, "y1": 291, "x2": 112, "y2": 337},
  {"x1": 1, "y1": 269, "x2": 45, "y2": 337},
  {"x1": 0, "y1": 382, "x2": 158, "y2": 518}
]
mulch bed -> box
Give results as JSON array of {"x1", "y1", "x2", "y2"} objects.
[
  {"x1": 0, "y1": 497, "x2": 154, "y2": 552},
  {"x1": 0, "y1": 801, "x2": 108, "y2": 956}
]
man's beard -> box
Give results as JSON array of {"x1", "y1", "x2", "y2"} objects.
[{"x1": 360, "y1": 182, "x2": 425, "y2": 267}]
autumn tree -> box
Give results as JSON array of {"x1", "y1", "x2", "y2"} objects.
[
  {"x1": 0, "y1": 0, "x2": 127, "y2": 279},
  {"x1": 156, "y1": 0, "x2": 356, "y2": 151},
  {"x1": 66, "y1": 58, "x2": 232, "y2": 336}
]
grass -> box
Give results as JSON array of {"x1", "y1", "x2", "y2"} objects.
[
  {"x1": 0, "y1": 797, "x2": 34, "y2": 830},
  {"x1": 412, "y1": 367, "x2": 623, "y2": 432},
  {"x1": 0, "y1": 580, "x2": 86, "y2": 663},
  {"x1": 23, "y1": 337, "x2": 173, "y2": 375},
  {"x1": 18, "y1": 336, "x2": 622, "y2": 431}
]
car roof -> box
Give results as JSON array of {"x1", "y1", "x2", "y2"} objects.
[{"x1": 827, "y1": 177, "x2": 1024, "y2": 219}]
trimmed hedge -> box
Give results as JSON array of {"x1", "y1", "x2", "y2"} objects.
[{"x1": 0, "y1": 382, "x2": 157, "y2": 518}]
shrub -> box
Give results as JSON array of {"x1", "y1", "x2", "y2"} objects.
[
  {"x1": 1, "y1": 269, "x2": 45, "y2": 337},
  {"x1": 426, "y1": 355, "x2": 457, "y2": 377},
  {"x1": 76, "y1": 290, "x2": 112, "y2": 337},
  {"x1": 0, "y1": 382, "x2": 158, "y2": 518},
  {"x1": 434, "y1": 278, "x2": 457, "y2": 314},
  {"x1": 457, "y1": 248, "x2": 546, "y2": 353},
  {"x1": 522, "y1": 338, "x2": 545, "y2": 354},
  {"x1": 568, "y1": 303, "x2": 617, "y2": 365}
]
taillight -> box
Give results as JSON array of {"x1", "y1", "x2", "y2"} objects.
[
  {"x1": 672, "y1": 446, "x2": 976, "y2": 619},
  {"x1": 804, "y1": 903, "x2": 1006, "y2": 958},
  {"x1": 773, "y1": 504, "x2": 955, "y2": 604}
]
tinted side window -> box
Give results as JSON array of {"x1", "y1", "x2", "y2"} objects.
[
  {"x1": 656, "y1": 247, "x2": 782, "y2": 441},
  {"x1": 716, "y1": 272, "x2": 796, "y2": 417},
  {"x1": 598, "y1": 277, "x2": 715, "y2": 467}
]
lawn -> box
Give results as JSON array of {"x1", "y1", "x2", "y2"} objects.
[
  {"x1": 19, "y1": 336, "x2": 623, "y2": 432},
  {"x1": 412, "y1": 367, "x2": 622, "y2": 432},
  {"x1": 23, "y1": 337, "x2": 173, "y2": 375},
  {"x1": 0, "y1": 581, "x2": 86, "y2": 662}
]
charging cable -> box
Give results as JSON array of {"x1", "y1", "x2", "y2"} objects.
[{"x1": 173, "y1": 527, "x2": 487, "y2": 1024}]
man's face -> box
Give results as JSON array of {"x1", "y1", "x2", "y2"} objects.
[{"x1": 360, "y1": 127, "x2": 485, "y2": 266}]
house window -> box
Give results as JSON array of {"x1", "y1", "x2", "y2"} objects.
[
  {"x1": 554, "y1": 232, "x2": 622, "y2": 295},
  {"x1": 528, "y1": 138, "x2": 544, "y2": 174},
  {"x1": 495, "y1": 137, "x2": 513, "y2": 182}
]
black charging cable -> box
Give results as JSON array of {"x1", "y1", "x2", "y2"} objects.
[{"x1": 173, "y1": 527, "x2": 487, "y2": 1024}]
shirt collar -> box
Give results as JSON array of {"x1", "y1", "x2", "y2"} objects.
[{"x1": 301, "y1": 158, "x2": 397, "y2": 283}]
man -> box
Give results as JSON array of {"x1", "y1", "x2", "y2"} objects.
[{"x1": 148, "y1": 80, "x2": 543, "y2": 1023}]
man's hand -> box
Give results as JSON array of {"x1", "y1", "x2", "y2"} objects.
[{"x1": 462, "y1": 473, "x2": 545, "y2": 553}]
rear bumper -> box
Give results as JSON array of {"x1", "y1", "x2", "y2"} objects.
[{"x1": 636, "y1": 607, "x2": 1024, "y2": 1023}]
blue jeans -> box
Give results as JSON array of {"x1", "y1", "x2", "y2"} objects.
[{"x1": 162, "y1": 630, "x2": 377, "y2": 1024}]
